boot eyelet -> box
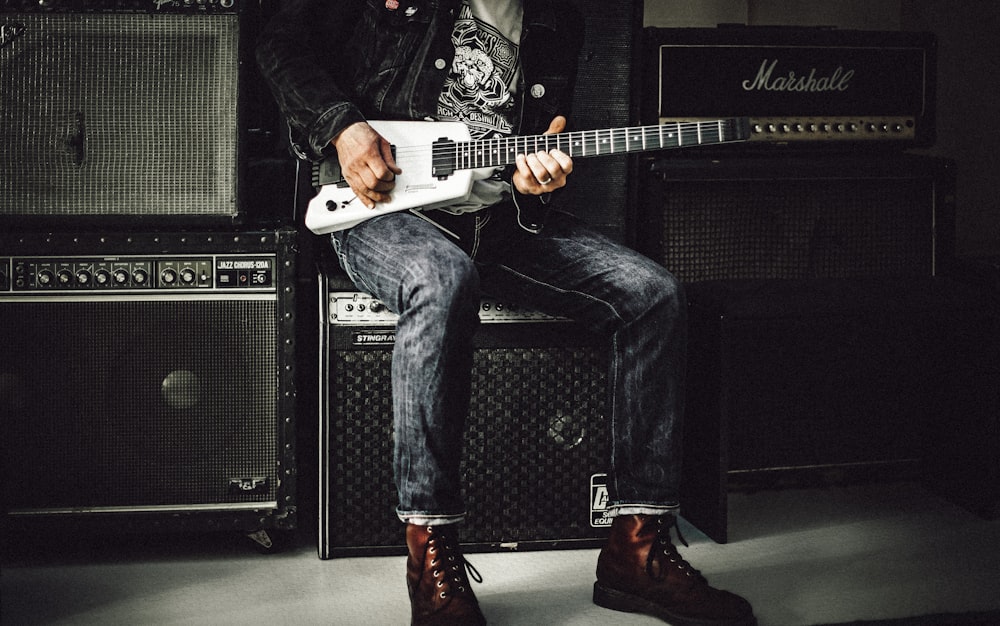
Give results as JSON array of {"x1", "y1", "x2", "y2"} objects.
[
  {"x1": 439, "y1": 592, "x2": 448, "y2": 599},
  {"x1": 436, "y1": 580, "x2": 444, "y2": 588}
]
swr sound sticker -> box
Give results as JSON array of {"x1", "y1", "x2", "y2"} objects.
[{"x1": 590, "y1": 473, "x2": 611, "y2": 527}]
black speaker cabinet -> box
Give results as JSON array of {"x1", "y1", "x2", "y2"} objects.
[
  {"x1": 638, "y1": 154, "x2": 955, "y2": 283},
  {"x1": 0, "y1": 3, "x2": 251, "y2": 226},
  {"x1": 553, "y1": 0, "x2": 642, "y2": 242},
  {"x1": 317, "y1": 279, "x2": 612, "y2": 558},
  {"x1": 638, "y1": 155, "x2": 999, "y2": 542},
  {"x1": 0, "y1": 230, "x2": 298, "y2": 541},
  {"x1": 683, "y1": 278, "x2": 998, "y2": 543}
]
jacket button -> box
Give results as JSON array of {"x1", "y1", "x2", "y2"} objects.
[
  {"x1": 530, "y1": 83, "x2": 546, "y2": 98},
  {"x1": 435, "y1": 58, "x2": 447, "y2": 70}
]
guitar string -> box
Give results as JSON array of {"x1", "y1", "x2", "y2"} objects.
[{"x1": 386, "y1": 122, "x2": 742, "y2": 166}]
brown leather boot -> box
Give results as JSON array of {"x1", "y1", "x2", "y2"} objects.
[
  {"x1": 594, "y1": 514, "x2": 756, "y2": 626},
  {"x1": 406, "y1": 524, "x2": 486, "y2": 626}
]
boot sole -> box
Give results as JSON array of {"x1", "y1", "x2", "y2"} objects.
[{"x1": 593, "y1": 582, "x2": 757, "y2": 626}]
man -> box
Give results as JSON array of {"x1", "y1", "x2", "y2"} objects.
[{"x1": 257, "y1": 1, "x2": 756, "y2": 624}]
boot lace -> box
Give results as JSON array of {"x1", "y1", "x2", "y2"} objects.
[
  {"x1": 426, "y1": 526, "x2": 483, "y2": 600},
  {"x1": 646, "y1": 515, "x2": 707, "y2": 584}
]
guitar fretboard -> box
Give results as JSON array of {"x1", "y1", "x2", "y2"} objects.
[{"x1": 439, "y1": 118, "x2": 750, "y2": 174}]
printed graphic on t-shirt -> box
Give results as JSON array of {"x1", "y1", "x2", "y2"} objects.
[{"x1": 437, "y1": 2, "x2": 519, "y2": 140}]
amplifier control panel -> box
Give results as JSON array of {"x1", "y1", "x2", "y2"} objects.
[
  {"x1": 662, "y1": 116, "x2": 917, "y2": 144},
  {"x1": 1, "y1": 255, "x2": 276, "y2": 294},
  {"x1": 0, "y1": 0, "x2": 240, "y2": 13},
  {"x1": 329, "y1": 292, "x2": 568, "y2": 325}
]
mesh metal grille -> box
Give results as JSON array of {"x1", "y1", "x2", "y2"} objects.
[
  {"x1": 650, "y1": 178, "x2": 935, "y2": 282},
  {"x1": 326, "y1": 341, "x2": 609, "y2": 551},
  {"x1": 1, "y1": 299, "x2": 278, "y2": 510},
  {"x1": 0, "y1": 13, "x2": 239, "y2": 217}
]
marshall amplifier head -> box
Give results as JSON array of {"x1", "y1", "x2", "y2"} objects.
[{"x1": 642, "y1": 27, "x2": 936, "y2": 148}]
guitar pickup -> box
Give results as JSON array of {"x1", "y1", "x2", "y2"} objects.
[{"x1": 431, "y1": 137, "x2": 456, "y2": 178}]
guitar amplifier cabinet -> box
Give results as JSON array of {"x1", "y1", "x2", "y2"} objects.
[
  {"x1": 682, "y1": 278, "x2": 999, "y2": 543},
  {"x1": 0, "y1": 229, "x2": 298, "y2": 542},
  {"x1": 636, "y1": 154, "x2": 998, "y2": 542},
  {"x1": 0, "y1": 1, "x2": 255, "y2": 227},
  {"x1": 638, "y1": 154, "x2": 954, "y2": 283},
  {"x1": 317, "y1": 276, "x2": 612, "y2": 558}
]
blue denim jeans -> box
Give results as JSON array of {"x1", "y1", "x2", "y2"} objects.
[{"x1": 331, "y1": 203, "x2": 686, "y2": 525}]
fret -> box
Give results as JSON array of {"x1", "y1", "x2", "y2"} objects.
[{"x1": 442, "y1": 118, "x2": 749, "y2": 172}]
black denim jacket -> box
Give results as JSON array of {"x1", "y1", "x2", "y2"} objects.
[{"x1": 256, "y1": 0, "x2": 585, "y2": 229}]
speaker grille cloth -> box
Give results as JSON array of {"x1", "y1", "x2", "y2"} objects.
[
  {"x1": 653, "y1": 178, "x2": 934, "y2": 282},
  {"x1": 1, "y1": 299, "x2": 277, "y2": 510},
  {"x1": 720, "y1": 314, "x2": 931, "y2": 471},
  {"x1": 0, "y1": 13, "x2": 239, "y2": 216},
  {"x1": 552, "y1": 0, "x2": 637, "y2": 241},
  {"x1": 328, "y1": 344, "x2": 609, "y2": 549}
]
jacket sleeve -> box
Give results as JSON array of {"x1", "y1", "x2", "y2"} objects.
[
  {"x1": 507, "y1": 0, "x2": 586, "y2": 231},
  {"x1": 255, "y1": 0, "x2": 368, "y2": 161}
]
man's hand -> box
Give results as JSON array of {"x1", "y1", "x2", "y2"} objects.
[
  {"x1": 332, "y1": 121, "x2": 402, "y2": 209},
  {"x1": 513, "y1": 115, "x2": 573, "y2": 195}
]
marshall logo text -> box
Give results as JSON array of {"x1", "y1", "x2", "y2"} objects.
[{"x1": 742, "y1": 59, "x2": 854, "y2": 93}]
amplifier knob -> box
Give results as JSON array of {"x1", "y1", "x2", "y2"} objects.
[
  {"x1": 95, "y1": 269, "x2": 112, "y2": 286},
  {"x1": 113, "y1": 268, "x2": 130, "y2": 285},
  {"x1": 75, "y1": 270, "x2": 92, "y2": 285},
  {"x1": 37, "y1": 269, "x2": 54, "y2": 286},
  {"x1": 161, "y1": 268, "x2": 178, "y2": 285},
  {"x1": 57, "y1": 269, "x2": 73, "y2": 286},
  {"x1": 180, "y1": 268, "x2": 197, "y2": 284},
  {"x1": 133, "y1": 269, "x2": 149, "y2": 285}
]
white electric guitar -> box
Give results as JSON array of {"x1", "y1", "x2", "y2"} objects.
[{"x1": 305, "y1": 118, "x2": 751, "y2": 234}]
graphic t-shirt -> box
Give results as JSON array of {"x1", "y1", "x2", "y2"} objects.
[{"x1": 436, "y1": 0, "x2": 523, "y2": 213}]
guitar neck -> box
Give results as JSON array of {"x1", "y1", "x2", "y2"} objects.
[{"x1": 444, "y1": 118, "x2": 751, "y2": 173}]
